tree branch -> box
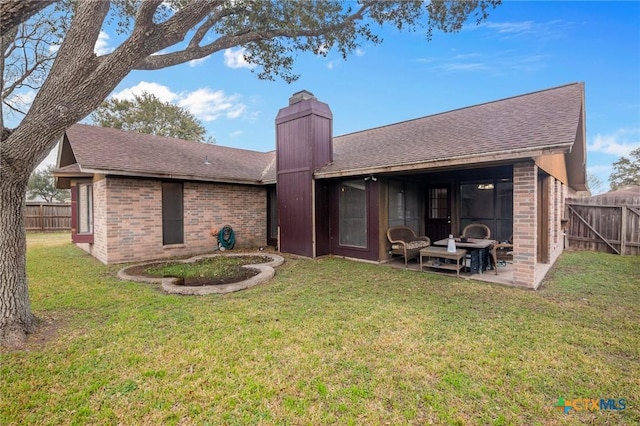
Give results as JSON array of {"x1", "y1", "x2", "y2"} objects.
[
  {"x1": 135, "y1": 2, "x2": 370, "y2": 70},
  {"x1": 0, "y1": 0, "x2": 55, "y2": 34},
  {"x1": 188, "y1": 2, "x2": 238, "y2": 48}
]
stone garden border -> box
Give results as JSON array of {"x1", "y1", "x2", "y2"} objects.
[{"x1": 117, "y1": 253, "x2": 285, "y2": 295}]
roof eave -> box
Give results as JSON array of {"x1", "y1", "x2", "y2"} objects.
[
  {"x1": 314, "y1": 144, "x2": 573, "y2": 179},
  {"x1": 79, "y1": 167, "x2": 267, "y2": 186}
]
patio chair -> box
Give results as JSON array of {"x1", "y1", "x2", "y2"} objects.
[
  {"x1": 462, "y1": 223, "x2": 491, "y2": 240},
  {"x1": 490, "y1": 239, "x2": 514, "y2": 275},
  {"x1": 387, "y1": 226, "x2": 431, "y2": 267}
]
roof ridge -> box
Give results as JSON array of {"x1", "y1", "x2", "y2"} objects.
[
  {"x1": 260, "y1": 155, "x2": 276, "y2": 181},
  {"x1": 334, "y1": 82, "x2": 584, "y2": 140}
]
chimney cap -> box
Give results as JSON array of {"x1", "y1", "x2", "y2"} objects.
[{"x1": 289, "y1": 90, "x2": 316, "y2": 105}]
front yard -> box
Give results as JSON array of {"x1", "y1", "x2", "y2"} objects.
[{"x1": 1, "y1": 233, "x2": 638, "y2": 425}]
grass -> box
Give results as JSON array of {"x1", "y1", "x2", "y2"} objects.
[
  {"x1": 143, "y1": 256, "x2": 270, "y2": 279},
  {"x1": 132, "y1": 255, "x2": 272, "y2": 285},
  {"x1": 1, "y1": 232, "x2": 638, "y2": 425}
]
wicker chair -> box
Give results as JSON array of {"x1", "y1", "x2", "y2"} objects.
[
  {"x1": 490, "y1": 239, "x2": 514, "y2": 275},
  {"x1": 386, "y1": 226, "x2": 431, "y2": 267},
  {"x1": 462, "y1": 223, "x2": 491, "y2": 239}
]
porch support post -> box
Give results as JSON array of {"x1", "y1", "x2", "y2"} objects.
[{"x1": 513, "y1": 162, "x2": 538, "y2": 288}]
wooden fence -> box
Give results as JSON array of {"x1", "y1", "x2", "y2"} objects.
[
  {"x1": 566, "y1": 195, "x2": 640, "y2": 255},
  {"x1": 25, "y1": 203, "x2": 71, "y2": 232}
]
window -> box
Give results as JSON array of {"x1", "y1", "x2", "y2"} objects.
[
  {"x1": 267, "y1": 186, "x2": 278, "y2": 245},
  {"x1": 339, "y1": 180, "x2": 367, "y2": 247},
  {"x1": 460, "y1": 179, "x2": 513, "y2": 241},
  {"x1": 428, "y1": 188, "x2": 448, "y2": 220},
  {"x1": 77, "y1": 183, "x2": 93, "y2": 234},
  {"x1": 162, "y1": 182, "x2": 184, "y2": 245},
  {"x1": 388, "y1": 180, "x2": 419, "y2": 232}
]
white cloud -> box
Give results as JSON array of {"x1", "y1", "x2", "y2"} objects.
[
  {"x1": 479, "y1": 20, "x2": 571, "y2": 41},
  {"x1": 4, "y1": 89, "x2": 37, "y2": 116},
  {"x1": 94, "y1": 30, "x2": 114, "y2": 55},
  {"x1": 588, "y1": 129, "x2": 640, "y2": 157},
  {"x1": 426, "y1": 50, "x2": 549, "y2": 75},
  {"x1": 178, "y1": 88, "x2": 246, "y2": 122},
  {"x1": 112, "y1": 81, "x2": 178, "y2": 103},
  {"x1": 188, "y1": 57, "x2": 208, "y2": 67},
  {"x1": 441, "y1": 62, "x2": 490, "y2": 72},
  {"x1": 229, "y1": 130, "x2": 244, "y2": 138},
  {"x1": 226, "y1": 104, "x2": 246, "y2": 119},
  {"x1": 110, "y1": 82, "x2": 248, "y2": 123},
  {"x1": 223, "y1": 47, "x2": 256, "y2": 69},
  {"x1": 355, "y1": 48, "x2": 365, "y2": 57},
  {"x1": 482, "y1": 21, "x2": 535, "y2": 35},
  {"x1": 327, "y1": 60, "x2": 340, "y2": 70}
]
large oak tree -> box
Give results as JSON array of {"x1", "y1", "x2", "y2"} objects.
[{"x1": 0, "y1": 0, "x2": 500, "y2": 346}]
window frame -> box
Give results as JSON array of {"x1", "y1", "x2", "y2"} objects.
[
  {"x1": 162, "y1": 182, "x2": 184, "y2": 246},
  {"x1": 72, "y1": 181, "x2": 94, "y2": 244},
  {"x1": 459, "y1": 178, "x2": 513, "y2": 242},
  {"x1": 338, "y1": 179, "x2": 368, "y2": 248}
]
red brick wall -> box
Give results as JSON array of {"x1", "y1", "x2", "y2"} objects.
[
  {"x1": 513, "y1": 162, "x2": 537, "y2": 288},
  {"x1": 91, "y1": 178, "x2": 108, "y2": 263},
  {"x1": 86, "y1": 177, "x2": 266, "y2": 264}
]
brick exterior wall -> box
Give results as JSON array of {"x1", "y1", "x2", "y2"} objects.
[
  {"x1": 91, "y1": 178, "x2": 108, "y2": 263},
  {"x1": 85, "y1": 177, "x2": 266, "y2": 264},
  {"x1": 550, "y1": 178, "x2": 563, "y2": 262},
  {"x1": 513, "y1": 162, "x2": 538, "y2": 288},
  {"x1": 545, "y1": 175, "x2": 555, "y2": 263}
]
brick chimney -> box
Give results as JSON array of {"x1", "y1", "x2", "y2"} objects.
[{"x1": 275, "y1": 90, "x2": 333, "y2": 257}]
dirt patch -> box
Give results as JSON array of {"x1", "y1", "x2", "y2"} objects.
[
  {"x1": 1, "y1": 314, "x2": 66, "y2": 352},
  {"x1": 170, "y1": 268, "x2": 259, "y2": 286}
]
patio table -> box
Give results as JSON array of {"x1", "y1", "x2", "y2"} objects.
[
  {"x1": 433, "y1": 238, "x2": 494, "y2": 273},
  {"x1": 419, "y1": 247, "x2": 467, "y2": 277}
]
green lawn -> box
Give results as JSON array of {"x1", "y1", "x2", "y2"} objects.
[{"x1": 1, "y1": 233, "x2": 638, "y2": 425}]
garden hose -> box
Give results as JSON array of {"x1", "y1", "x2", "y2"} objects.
[{"x1": 218, "y1": 225, "x2": 235, "y2": 250}]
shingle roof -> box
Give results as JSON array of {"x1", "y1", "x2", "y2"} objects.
[
  {"x1": 62, "y1": 124, "x2": 276, "y2": 184},
  {"x1": 59, "y1": 83, "x2": 584, "y2": 185},
  {"x1": 317, "y1": 82, "x2": 585, "y2": 176}
]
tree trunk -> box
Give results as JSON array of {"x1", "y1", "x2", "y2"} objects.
[{"x1": 0, "y1": 173, "x2": 36, "y2": 347}]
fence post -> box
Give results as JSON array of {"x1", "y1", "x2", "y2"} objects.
[
  {"x1": 620, "y1": 205, "x2": 627, "y2": 255},
  {"x1": 40, "y1": 203, "x2": 44, "y2": 232}
]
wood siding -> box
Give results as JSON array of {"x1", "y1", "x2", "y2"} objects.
[{"x1": 275, "y1": 95, "x2": 333, "y2": 257}]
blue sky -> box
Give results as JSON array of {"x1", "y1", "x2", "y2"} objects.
[{"x1": 39, "y1": 1, "x2": 639, "y2": 193}]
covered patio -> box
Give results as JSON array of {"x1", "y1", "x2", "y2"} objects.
[{"x1": 385, "y1": 255, "x2": 516, "y2": 287}]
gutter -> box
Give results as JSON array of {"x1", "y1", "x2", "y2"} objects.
[
  {"x1": 76, "y1": 167, "x2": 266, "y2": 186},
  {"x1": 313, "y1": 143, "x2": 573, "y2": 179}
]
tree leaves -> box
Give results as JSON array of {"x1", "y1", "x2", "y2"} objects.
[
  {"x1": 27, "y1": 165, "x2": 70, "y2": 203},
  {"x1": 609, "y1": 147, "x2": 640, "y2": 190},
  {"x1": 91, "y1": 92, "x2": 213, "y2": 143}
]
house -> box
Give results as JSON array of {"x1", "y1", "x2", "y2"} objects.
[{"x1": 55, "y1": 83, "x2": 587, "y2": 289}]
